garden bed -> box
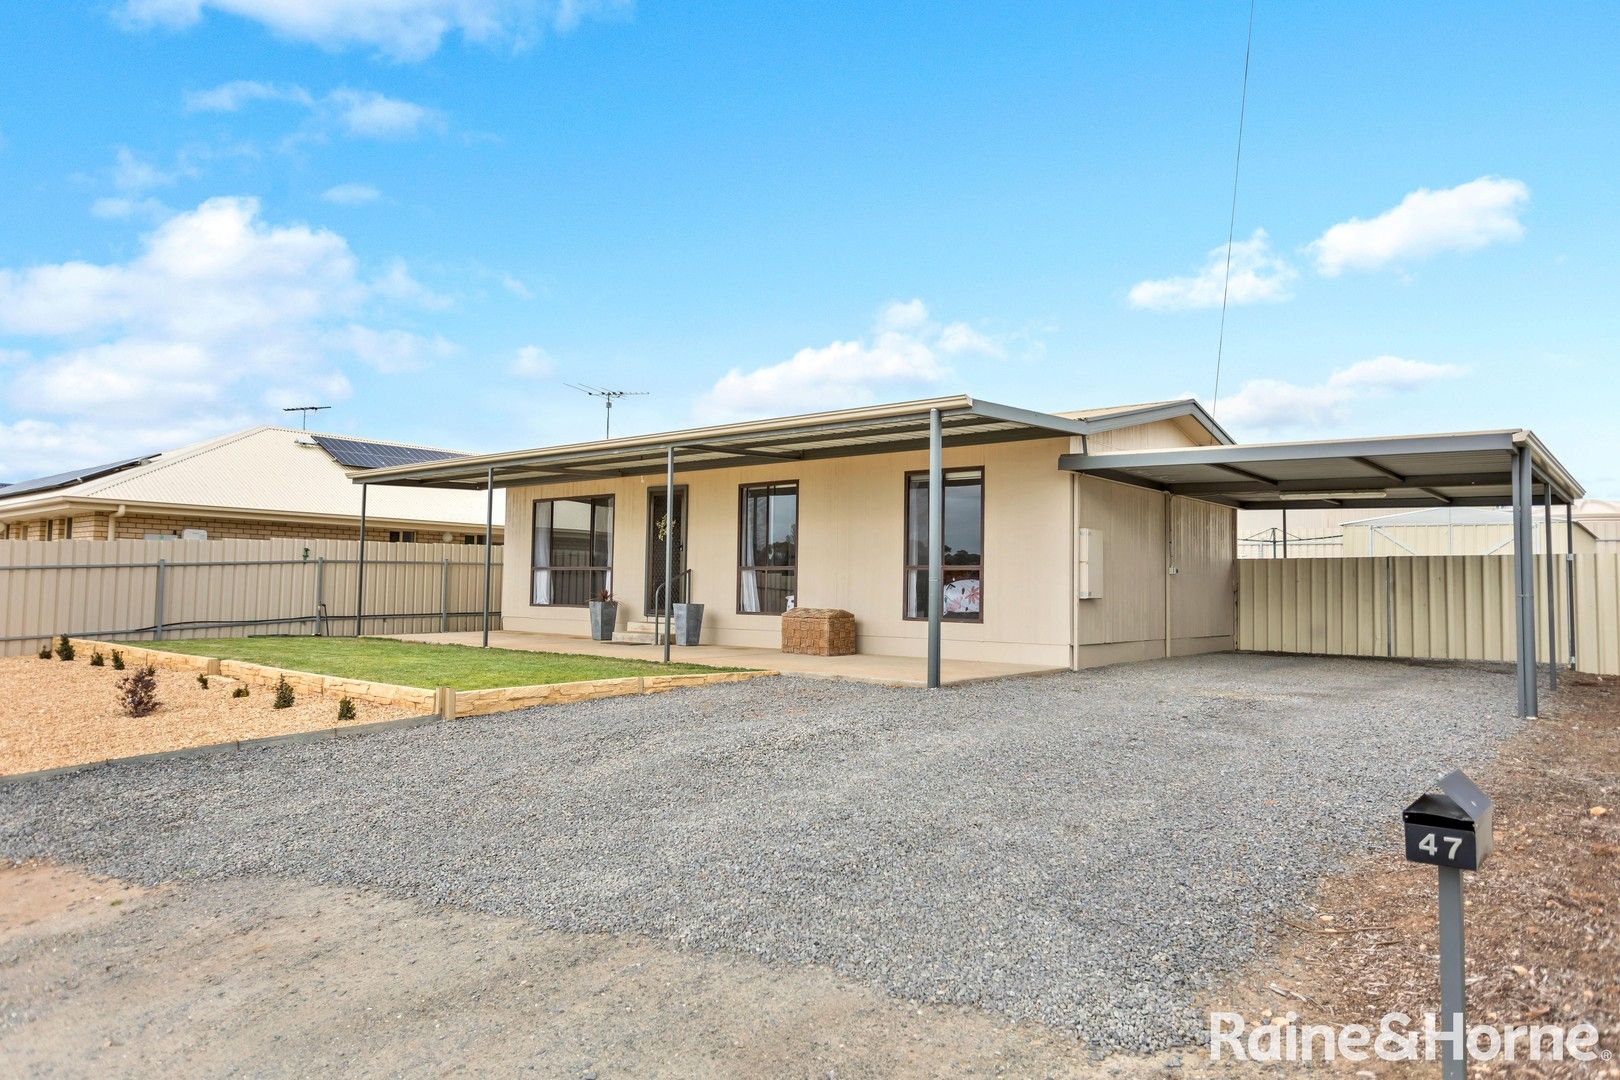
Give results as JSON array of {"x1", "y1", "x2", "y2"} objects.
[{"x1": 0, "y1": 653, "x2": 416, "y2": 777}]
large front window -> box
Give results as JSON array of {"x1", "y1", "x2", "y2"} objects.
[
  {"x1": 738, "y1": 481, "x2": 797, "y2": 614},
  {"x1": 904, "y1": 468, "x2": 983, "y2": 622},
  {"x1": 532, "y1": 496, "x2": 614, "y2": 605}
]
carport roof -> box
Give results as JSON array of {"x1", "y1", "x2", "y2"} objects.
[
  {"x1": 352, "y1": 395, "x2": 1231, "y2": 490},
  {"x1": 1061, "y1": 429, "x2": 1583, "y2": 509}
]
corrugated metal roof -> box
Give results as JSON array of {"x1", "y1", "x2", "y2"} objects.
[
  {"x1": 1061, "y1": 429, "x2": 1584, "y2": 510},
  {"x1": 353, "y1": 395, "x2": 1230, "y2": 490},
  {"x1": 0, "y1": 427, "x2": 504, "y2": 529}
]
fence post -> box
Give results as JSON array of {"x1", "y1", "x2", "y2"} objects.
[
  {"x1": 441, "y1": 556, "x2": 451, "y2": 633},
  {"x1": 1385, "y1": 555, "x2": 1395, "y2": 658},
  {"x1": 315, "y1": 557, "x2": 326, "y2": 636},
  {"x1": 154, "y1": 558, "x2": 167, "y2": 641}
]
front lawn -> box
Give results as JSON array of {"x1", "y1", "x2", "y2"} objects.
[{"x1": 136, "y1": 637, "x2": 749, "y2": 691}]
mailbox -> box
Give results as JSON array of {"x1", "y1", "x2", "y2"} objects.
[{"x1": 1402, "y1": 769, "x2": 1493, "y2": 871}]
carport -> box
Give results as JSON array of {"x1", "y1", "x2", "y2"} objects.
[{"x1": 1061, "y1": 429, "x2": 1585, "y2": 718}]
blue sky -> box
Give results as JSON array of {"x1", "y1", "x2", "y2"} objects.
[{"x1": 1, "y1": 2, "x2": 1615, "y2": 492}]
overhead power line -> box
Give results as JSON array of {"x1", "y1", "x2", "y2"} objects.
[{"x1": 1211, "y1": 0, "x2": 1257, "y2": 416}]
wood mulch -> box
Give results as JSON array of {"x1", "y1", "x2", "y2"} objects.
[
  {"x1": 0, "y1": 654, "x2": 417, "y2": 776},
  {"x1": 1205, "y1": 672, "x2": 1619, "y2": 1077}
]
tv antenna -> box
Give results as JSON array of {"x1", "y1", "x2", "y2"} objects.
[
  {"x1": 283, "y1": 405, "x2": 331, "y2": 430},
  {"x1": 567, "y1": 383, "x2": 648, "y2": 439}
]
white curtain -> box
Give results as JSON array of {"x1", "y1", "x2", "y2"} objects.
[
  {"x1": 532, "y1": 569, "x2": 551, "y2": 605},
  {"x1": 740, "y1": 569, "x2": 761, "y2": 613}
]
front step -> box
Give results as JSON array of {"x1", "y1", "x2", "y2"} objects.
[{"x1": 615, "y1": 620, "x2": 667, "y2": 645}]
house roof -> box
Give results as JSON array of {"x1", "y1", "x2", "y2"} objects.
[
  {"x1": 1061, "y1": 429, "x2": 1583, "y2": 510},
  {"x1": 348, "y1": 395, "x2": 1231, "y2": 490},
  {"x1": 0, "y1": 426, "x2": 505, "y2": 530}
]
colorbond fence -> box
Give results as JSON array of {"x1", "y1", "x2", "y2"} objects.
[
  {"x1": 1237, "y1": 553, "x2": 1620, "y2": 676},
  {"x1": 0, "y1": 538, "x2": 503, "y2": 657}
]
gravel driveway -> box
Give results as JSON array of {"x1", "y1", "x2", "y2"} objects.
[{"x1": 0, "y1": 653, "x2": 1521, "y2": 1052}]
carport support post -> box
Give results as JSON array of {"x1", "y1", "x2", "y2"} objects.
[
  {"x1": 1437, "y1": 866, "x2": 1467, "y2": 1080},
  {"x1": 482, "y1": 466, "x2": 494, "y2": 648},
  {"x1": 1565, "y1": 503, "x2": 1577, "y2": 670},
  {"x1": 1510, "y1": 448, "x2": 1537, "y2": 718},
  {"x1": 926, "y1": 408, "x2": 943, "y2": 689},
  {"x1": 1543, "y1": 478, "x2": 1557, "y2": 691},
  {"x1": 356, "y1": 483, "x2": 368, "y2": 638},
  {"x1": 663, "y1": 446, "x2": 675, "y2": 664}
]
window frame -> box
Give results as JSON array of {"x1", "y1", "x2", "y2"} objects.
[
  {"x1": 901, "y1": 466, "x2": 985, "y2": 624},
  {"x1": 530, "y1": 494, "x2": 615, "y2": 607},
  {"x1": 736, "y1": 479, "x2": 799, "y2": 615}
]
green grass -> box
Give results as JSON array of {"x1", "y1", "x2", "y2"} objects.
[{"x1": 133, "y1": 637, "x2": 749, "y2": 691}]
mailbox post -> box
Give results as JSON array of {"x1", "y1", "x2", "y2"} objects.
[{"x1": 1402, "y1": 770, "x2": 1494, "y2": 1080}]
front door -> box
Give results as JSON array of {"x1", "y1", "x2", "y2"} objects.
[{"x1": 646, "y1": 487, "x2": 689, "y2": 608}]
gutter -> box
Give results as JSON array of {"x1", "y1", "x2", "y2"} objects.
[{"x1": 108, "y1": 503, "x2": 128, "y2": 541}]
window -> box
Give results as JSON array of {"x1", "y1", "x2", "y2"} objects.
[
  {"x1": 904, "y1": 468, "x2": 983, "y2": 622},
  {"x1": 738, "y1": 481, "x2": 797, "y2": 614},
  {"x1": 388, "y1": 530, "x2": 417, "y2": 543},
  {"x1": 532, "y1": 496, "x2": 613, "y2": 605}
]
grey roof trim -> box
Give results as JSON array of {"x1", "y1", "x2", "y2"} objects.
[{"x1": 1079, "y1": 399, "x2": 1235, "y2": 445}]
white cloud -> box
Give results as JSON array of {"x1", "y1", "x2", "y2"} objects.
[
  {"x1": 112, "y1": 147, "x2": 186, "y2": 191},
  {"x1": 1215, "y1": 356, "x2": 1465, "y2": 431},
  {"x1": 509, "y1": 344, "x2": 554, "y2": 377},
  {"x1": 91, "y1": 195, "x2": 172, "y2": 221},
  {"x1": 498, "y1": 273, "x2": 533, "y2": 299},
  {"x1": 184, "y1": 79, "x2": 312, "y2": 112},
  {"x1": 0, "y1": 196, "x2": 451, "y2": 477},
  {"x1": 1309, "y1": 177, "x2": 1529, "y2": 276},
  {"x1": 119, "y1": 0, "x2": 631, "y2": 61},
  {"x1": 327, "y1": 88, "x2": 441, "y2": 138},
  {"x1": 321, "y1": 182, "x2": 381, "y2": 206},
  {"x1": 697, "y1": 300, "x2": 1012, "y2": 421},
  {"x1": 1128, "y1": 229, "x2": 1296, "y2": 311},
  {"x1": 186, "y1": 81, "x2": 442, "y2": 140}
]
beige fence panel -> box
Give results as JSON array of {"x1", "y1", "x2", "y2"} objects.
[
  {"x1": 0, "y1": 538, "x2": 502, "y2": 656},
  {"x1": 1238, "y1": 553, "x2": 1618, "y2": 675}
]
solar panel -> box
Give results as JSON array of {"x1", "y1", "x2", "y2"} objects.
[
  {"x1": 0, "y1": 455, "x2": 153, "y2": 499},
  {"x1": 312, "y1": 435, "x2": 467, "y2": 470}
]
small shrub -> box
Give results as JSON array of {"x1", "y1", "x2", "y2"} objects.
[
  {"x1": 196, "y1": 673, "x2": 209, "y2": 689},
  {"x1": 37, "y1": 646, "x2": 51, "y2": 660},
  {"x1": 111, "y1": 650, "x2": 125, "y2": 671},
  {"x1": 90, "y1": 650, "x2": 105, "y2": 667},
  {"x1": 336, "y1": 697, "x2": 357, "y2": 723},
  {"x1": 55, "y1": 635, "x2": 75, "y2": 661},
  {"x1": 231, "y1": 685, "x2": 250, "y2": 699},
  {"x1": 118, "y1": 665, "x2": 160, "y2": 718},
  {"x1": 272, "y1": 676, "x2": 295, "y2": 710}
]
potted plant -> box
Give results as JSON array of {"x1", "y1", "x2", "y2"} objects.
[{"x1": 588, "y1": 589, "x2": 619, "y2": 641}]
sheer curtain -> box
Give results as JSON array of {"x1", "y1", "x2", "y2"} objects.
[{"x1": 532, "y1": 504, "x2": 552, "y2": 604}]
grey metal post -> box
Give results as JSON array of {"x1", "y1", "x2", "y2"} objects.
[
  {"x1": 1565, "y1": 502, "x2": 1577, "y2": 669},
  {"x1": 482, "y1": 467, "x2": 494, "y2": 648},
  {"x1": 1281, "y1": 507, "x2": 1287, "y2": 559},
  {"x1": 1385, "y1": 555, "x2": 1395, "y2": 658},
  {"x1": 153, "y1": 558, "x2": 167, "y2": 641},
  {"x1": 1437, "y1": 866, "x2": 1467, "y2": 1080},
  {"x1": 927, "y1": 408, "x2": 943, "y2": 689},
  {"x1": 663, "y1": 446, "x2": 675, "y2": 664},
  {"x1": 1543, "y1": 478, "x2": 1557, "y2": 691},
  {"x1": 442, "y1": 556, "x2": 451, "y2": 633},
  {"x1": 315, "y1": 557, "x2": 326, "y2": 636},
  {"x1": 356, "y1": 484, "x2": 368, "y2": 638},
  {"x1": 1510, "y1": 448, "x2": 1536, "y2": 718}
]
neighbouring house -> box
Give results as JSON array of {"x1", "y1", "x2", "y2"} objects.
[
  {"x1": 349, "y1": 394, "x2": 1582, "y2": 705},
  {"x1": 1238, "y1": 504, "x2": 1603, "y2": 558},
  {"x1": 0, "y1": 426, "x2": 505, "y2": 544}
]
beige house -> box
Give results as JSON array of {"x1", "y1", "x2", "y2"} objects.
[
  {"x1": 354, "y1": 396, "x2": 1239, "y2": 675},
  {"x1": 0, "y1": 426, "x2": 505, "y2": 544}
]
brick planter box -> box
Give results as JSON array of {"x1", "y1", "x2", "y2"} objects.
[{"x1": 780, "y1": 608, "x2": 856, "y2": 657}]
